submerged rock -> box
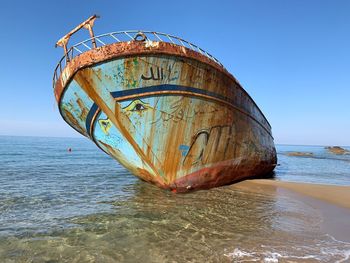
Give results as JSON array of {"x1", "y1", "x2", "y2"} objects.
[
  {"x1": 287, "y1": 151, "x2": 313, "y2": 157},
  {"x1": 325, "y1": 146, "x2": 350, "y2": 155}
]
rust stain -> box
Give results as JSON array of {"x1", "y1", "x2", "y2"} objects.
[
  {"x1": 74, "y1": 69, "x2": 163, "y2": 181},
  {"x1": 61, "y1": 108, "x2": 86, "y2": 135},
  {"x1": 54, "y1": 37, "x2": 277, "y2": 192},
  {"x1": 54, "y1": 42, "x2": 272, "y2": 137},
  {"x1": 75, "y1": 95, "x2": 88, "y2": 120}
]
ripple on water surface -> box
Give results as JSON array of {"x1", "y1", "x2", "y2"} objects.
[{"x1": 0, "y1": 136, "x2": 350, "y2": 262}]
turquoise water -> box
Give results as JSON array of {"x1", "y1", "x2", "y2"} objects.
[{"x1": 0, "y1": 136, "x2": 350, "y2": 262}]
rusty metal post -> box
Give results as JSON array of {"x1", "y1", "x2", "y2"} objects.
[
  {"x1": 55, "y1": 15, "x2": 100, "y2": 61},
  {"x1": 84, "y1": 22, "x2": 97, "y2": 48},
  {"x1": 62, "y1": 41, "x2": 70, "y2": 63}
]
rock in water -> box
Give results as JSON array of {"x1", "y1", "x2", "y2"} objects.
[
  {"x1": 287, "y1": 152, "x2": 313, "y2": 157},
  {"x1": 325, "y1": 146, "x2": 350, "y2": 155}
]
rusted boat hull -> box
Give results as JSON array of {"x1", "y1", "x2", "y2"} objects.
[{"x1": 54, "y1": 40, "x2": 276, "y2": 192}]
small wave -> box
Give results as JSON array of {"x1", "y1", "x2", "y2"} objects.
[
  {"x1": 224, "y1": 248, "x2": 259, "y2": 261},
  {"x1": 336, "y1": 250, "x2": 350, "y2": 263},
  {"x1": 224, "y1": 248, "x2": 319, "y2": 262},
  {"x1": 224, "y1": 238, "x2": 350, "y2": 263},
  {"x1": 322, "y1": 235, "x2": 350, "y2": 263}
]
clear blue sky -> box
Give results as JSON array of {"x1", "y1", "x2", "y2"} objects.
[{"x1": 0, "y1": 0, "x2": 349, "y2": 146}]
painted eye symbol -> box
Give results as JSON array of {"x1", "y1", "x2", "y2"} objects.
[
  {"x1": 123, "y1": 99, "x2": 150, "y2": 112},
  {"x1": 132, "y1": 103, "x2": 146, "y2": 111}
]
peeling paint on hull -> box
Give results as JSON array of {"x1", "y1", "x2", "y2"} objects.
[{"x1": 54, "y1": 40, "x2": 277, "y2": 192}]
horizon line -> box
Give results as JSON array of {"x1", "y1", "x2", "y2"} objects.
[{"x1": 0, "y1": 134, "x2": 349, "y2": 148}]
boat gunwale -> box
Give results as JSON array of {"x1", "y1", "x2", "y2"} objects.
[
  {"x1": 54, "y1": 41, "x2": 273, "y2": 134},
  {"x1": 53, "y1": 30, "x2": 224, "y2": 87},
  {"x1": 53, "y1": 31, "x2": 272, "y2": 129}
]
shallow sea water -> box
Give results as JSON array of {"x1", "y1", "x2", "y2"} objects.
[
  {"x1": 0, "y1": 136, "x2": 350, "y2": 262},
  {"x1": 277, "y1": 145, "x2": 350, "y2": 186}
]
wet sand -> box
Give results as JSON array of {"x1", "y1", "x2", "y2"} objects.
[
  {"x1": 231, "y1": 179, "x2": 350, "y2": 242},
  {"x1": 239, "y1": 179, "x2": 350, "y2": 209}
]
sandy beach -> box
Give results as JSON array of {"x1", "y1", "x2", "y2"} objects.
[
  {"x1": 231, "y1": 179, "x2": 350, "y2": 242},
  {"x1": 236, "y1": 179, "x2": 350, "y2": 209}
]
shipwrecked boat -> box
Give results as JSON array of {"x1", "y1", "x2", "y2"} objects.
[{"x1": 53, "y1": 15, "x2": 277, "y2": 192}]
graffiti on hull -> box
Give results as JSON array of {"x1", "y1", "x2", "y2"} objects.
[
  {"x1": 59, "y1": 54, "x2": 276, "y2": 188},
  {"x1": 183, "y1": 125, "x2": 235, "y2": 167}
]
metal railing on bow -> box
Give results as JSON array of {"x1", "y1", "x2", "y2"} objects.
[{"x1": 53, "y1": 30, "x2": 224, "y2": 88}]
